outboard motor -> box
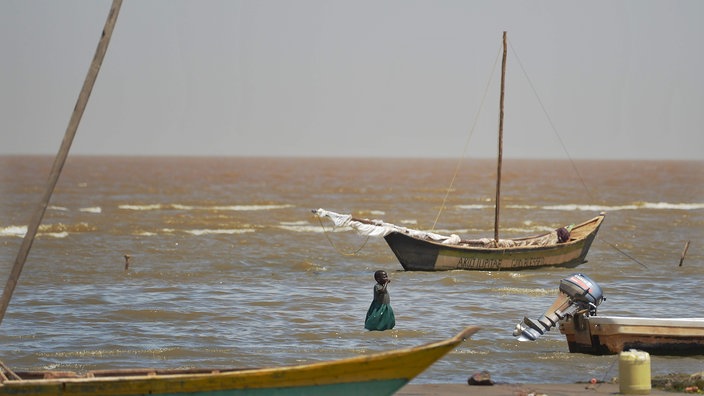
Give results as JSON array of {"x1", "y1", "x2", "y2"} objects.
[{"x1": 513, "y1": 273, "x2": 604, "y2": 341}]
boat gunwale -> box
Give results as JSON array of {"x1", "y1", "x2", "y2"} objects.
[
  {"x1": 387, "y1": 213, "x2": 605, "y2": 252},
  {"x1": 572, "y1": 316, "x2": 704, "y2": 330},
  {"x1": 560, "y1": 315, "x2": 704, "y2": 355},
  {"x1": 0, "y1": 326, "x2": 480, "y2": 387}
]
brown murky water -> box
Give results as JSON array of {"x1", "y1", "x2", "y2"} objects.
[{"x1": 1, "y1": 156, "x2": 702, "y2": 384}]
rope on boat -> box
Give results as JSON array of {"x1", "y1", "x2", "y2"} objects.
[
  {"x1": 591, "y1": 356, "x2": 619, "y2": 391},
  {"x1": 507, "y1": 40, "x2": 653, "y2": 269},
  {"x1": 507, "y1": 40, "x2": 596, "y2": 203},
  {"x1": 433, "y1": 36, "x2": 598, "y2": 232},
  {"x1": 316, "y1": 216, "x2": 371, "y2": 256},
  {"x1": 598, "y1": 238, "x2": 649, "y2": 269}
]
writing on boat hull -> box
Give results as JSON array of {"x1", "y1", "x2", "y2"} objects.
[{"x1": 436, "y1": 255, "x2": 547, "y2": 270}]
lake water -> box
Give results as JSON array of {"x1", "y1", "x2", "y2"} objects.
[{"x1": 0, "y1": 156, "x2": 702, "y2": 385}]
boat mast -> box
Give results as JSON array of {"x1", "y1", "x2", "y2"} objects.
[{"x1": 494, "y1": 31, "x2": 507, "y2": 246}]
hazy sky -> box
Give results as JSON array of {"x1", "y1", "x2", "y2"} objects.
[{"x1": 1, "y1": 0, "x2": 702, "y2": 159}]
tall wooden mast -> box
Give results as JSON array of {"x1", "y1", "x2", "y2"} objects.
[{"x1": 493, "y1": 31, "x2": 507, "y2": 245}]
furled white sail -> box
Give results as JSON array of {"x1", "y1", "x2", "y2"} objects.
[
  {"x1": 314, "y1": 208, "x2": 566, "y2": 248},
  {"x1": 314, "y1": 208, "x2": 461, "y2": 244}
]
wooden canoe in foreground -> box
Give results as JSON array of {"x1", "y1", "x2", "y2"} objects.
[
  {"x1": 559, "y1": 315, "x2": 704, "y2": 355},
  {"x1": 0, "y1": 326, "x2": 479, "y2": 396}
]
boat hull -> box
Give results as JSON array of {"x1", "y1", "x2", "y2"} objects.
[
  {"x1": 559, "y1": 315, "x2": 704, "y2": 355},
  {"x1": 0, "y1": 326, "x2": 479, "y2": 396},
  {"x1": 384, "y1": 214, "x2": 605, "y2": 271}
]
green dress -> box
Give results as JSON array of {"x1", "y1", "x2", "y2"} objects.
[{"x1": 364, "y1": 283, "x2": 395, "y2": 331}]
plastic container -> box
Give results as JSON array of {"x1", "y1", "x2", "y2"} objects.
[{"x1": 619, "y1": 349, "x2": 651, "y2": 394}]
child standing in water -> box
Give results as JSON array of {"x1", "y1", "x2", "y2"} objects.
[{"x1": 364, "y1": 270, "x2": 396, "y2": 331}]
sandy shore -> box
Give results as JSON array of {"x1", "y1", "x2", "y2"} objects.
[{"x1": 397, "y1": 382, "x2": 675, "y2": 395}]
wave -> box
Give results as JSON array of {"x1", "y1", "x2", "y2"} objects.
[
  {"x1": 457, "y1": 204, "x2": 560, "y2": 210},
  {"x1": 456, "y1": 204, "x2": 491, "y2": 210},
  {"x1": 0, "y1": 225, "x2": 26, "y2": 237},
  {"x1": 128, "y1": 228, "x2": 256, "y2": 236},
  {"x1": 457, "y1": 202, "x2": 704, "y2": 212},
  {"x1": 119, "y1": 203, "x2": 293, "y2": 211},
  {"x1": 494, "y1": 287, "x2": 555, "y2": 297},
  {"x1": 543, "y1": 202, "x2": 704, "y2": 211},
  {"x1": 132, "y1": 228, "x2": 256, "y2": 236},
  {"x1": 183, "y1": 229, "x2": 255, "y2": 236},
  {"x1": 55, "y1": 203, "x2": 296, "y2": 213},
  {"x1": 40, "y1": 232, "x2": 69, "y2": 238},
  {"x1": 293, "y1": 261, "x2": 328, "y2": 272},
  {"x1": 0, "y1": 227, "x2": 68, "y2": 238},
  {"x1": 285, "y1": 225, "x2": 350, "y2": 233},
  {"x1": 278, "y1": 221, "x2": 326, "y2": 233},
  {"x1": 119, "y1": 204, "x2": 163, "y2": 211},
  {"x1": 0, "y1": 223, "x2": 95, "y2": 238}
]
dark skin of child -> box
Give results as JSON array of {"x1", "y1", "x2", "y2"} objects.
[{"x1": 376, "y1": 271, "x2": 390, "y2": 289}]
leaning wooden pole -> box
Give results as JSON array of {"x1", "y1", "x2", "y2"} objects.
[
  {"x1": 494, "y1": 31, "x2": 507, "y2": 245},
  {"x1": 678, "y1": 240, "x2": 690, "y2": 267},
  {"x1": 0, "y1": 0, "x2": 123, "y2": 326}
]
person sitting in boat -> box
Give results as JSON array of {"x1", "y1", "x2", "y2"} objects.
[
  {"x1": 364, "y1": 270, "x2": 396, "y2": 331},
  {"x1": 557, "y1": 227, "x2": 570, "y2": 243}
]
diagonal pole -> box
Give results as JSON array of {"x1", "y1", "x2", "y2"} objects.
[{"x1": 0, "y1": 0, "x2": 123, "y2": 326}]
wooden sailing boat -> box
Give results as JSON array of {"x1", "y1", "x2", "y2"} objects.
[
  {"x1": 315, "y1": 32, "x2": 605, "y2": 271},
  {"x1": 0, "y1": 2, "x2": 481, "y2": 394}
]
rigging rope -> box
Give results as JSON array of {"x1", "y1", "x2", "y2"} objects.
[
  {"x1": 507, "y1": 38, "x2": 648, "y2": 269},
  {"x1": 507, "y1": 40, "x2": 596, "y2": 203},
  {"x1": 316, "y1": 216, "x2": 371, "y2": 256},
  {"x1": 431, "y1": 43, "x2": 503, "y2": 231},
  {"x1": 589, "y1": 356, "x2": 619, "y2": 391},
  {"x1": 598, "y1": 238, "x2": 649, "y2": 269}
]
